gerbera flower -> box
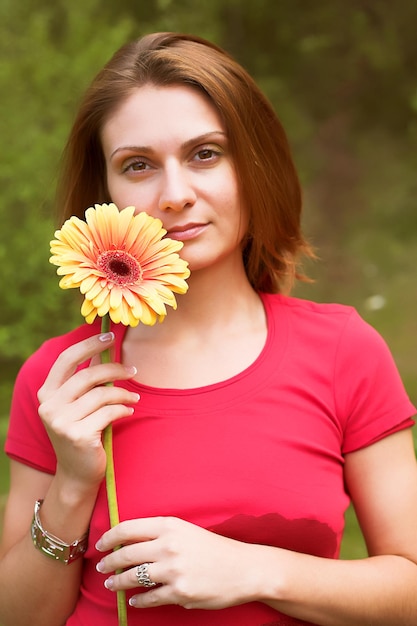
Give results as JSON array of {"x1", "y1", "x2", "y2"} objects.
[{"x1": 50, "y1": 203, "x2": 190, "y2": 326}]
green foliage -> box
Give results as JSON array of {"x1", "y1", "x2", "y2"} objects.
[{"x1": 0, "y1": 1, "x2": 135, "y2": 381}]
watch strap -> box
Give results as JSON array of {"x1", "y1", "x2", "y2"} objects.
[{"x1": 31, "y1": 499, "x2": 89, "y2": 565}]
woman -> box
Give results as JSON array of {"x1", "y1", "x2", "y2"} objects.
[{"x1": 1, "y1": 32, "x2": 416, "y2": 626}]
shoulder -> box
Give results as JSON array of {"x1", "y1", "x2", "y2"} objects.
[
  {"x1": 262, "y1": 292, "x2": 398, "y2": 375},
  {"x1": 261, "y1": 294, "x2": 415, "y2": 451},
  {"x1": 263, "y1": 292, "x2": 356, "y2": 319},
  {"x1": 262, "y1": 292, "x2": 371, "y2": 342}
]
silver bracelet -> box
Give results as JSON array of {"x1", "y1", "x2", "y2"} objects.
[{"x1": 31, "y1": 499, "x2": 89, "y2": 565}]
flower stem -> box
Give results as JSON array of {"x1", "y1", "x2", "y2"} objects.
[{"x1": 101, "y1": 314, "x2": 128, "y2": 626}]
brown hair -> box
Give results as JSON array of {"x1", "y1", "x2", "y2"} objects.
[{"x1": 57, "y1": 32, "x2": 313, "y2": 292}]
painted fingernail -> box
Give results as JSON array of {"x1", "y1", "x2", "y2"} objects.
[
  {"x1": 95, "y1": 539, "x2": 103, "y2": 551},
  {"x1": 129, "y1": 596, "x2": 138, "y2": 607},
  {"x1": 104, "y1": 576, "x2": 114, "y2": 590},
  {"x1": 124, "y1": 365, "x2": 137, "y2": 376},
  {"x1": 98, "y1": 332, "x2": 115, "y2": 342}
]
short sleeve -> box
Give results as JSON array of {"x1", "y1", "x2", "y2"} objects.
[
  {"x1": 5, "y1": 347, "x2": 57, "y2": 473},
  {"x1": 335, "y1": 311, "x2": 415, "y2": 454}
]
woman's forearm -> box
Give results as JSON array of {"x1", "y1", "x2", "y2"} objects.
[
  {"x1": 0, "y1": 531, "x2": 83, "y2": 626},
  {"x1": 0, "y1": 478, "x2": 98, "y2": 626},
  {"x1": 256, "y1": 545, "x2": 417, "y2": 626}
]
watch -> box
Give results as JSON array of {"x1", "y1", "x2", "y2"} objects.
[{"x1": 31, "y1": 499, "x2": 89, "y2": 564}]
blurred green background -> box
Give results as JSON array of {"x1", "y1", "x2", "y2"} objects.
[{"x1": 0, "y1": 0, "x2": 416, "y2": 561}]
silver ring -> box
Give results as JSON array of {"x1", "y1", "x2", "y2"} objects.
[{"x1": 136, "y1": 562, "x2": 157, "y2": 588}]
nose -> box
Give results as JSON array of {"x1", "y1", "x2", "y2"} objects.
[{"x1": 158, "y1": 162, "x2": 197, "y2": 213}]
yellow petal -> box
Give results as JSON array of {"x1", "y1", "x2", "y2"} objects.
[
  {"x1": 84, "y1": 280, "x2": 106, "y2": 301},
  {"x1": 80, "y1": 274, "x2": 100, "y2": 295},
  {"x1": 81, "y1": 298, "x2": 98, "y2": 323},
  {"x1": 92, "y1": 286, "x2": 111, "y2": 308},
  {"x1": 109, "y1": 305, "x2": 123, "y2": 324},
  {"x1": 136, "y1": 300, "x2": 159, "y2": 326},
  {"x1": 59, "y1": 275, "x2": 80, "y2": 290},
  {"x1": 109, "y1": 287, "x2": 123, "y2": 310},
  {"x1": 85, "y1": 310, "x2": 98, "y2": 324},
  {"x1": 96, "y1": 294, "x2": 111, "y2": 317}
]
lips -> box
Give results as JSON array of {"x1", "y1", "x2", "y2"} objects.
[{"x1": 166, "y1": 223, "x2": 208, "y2": 241}]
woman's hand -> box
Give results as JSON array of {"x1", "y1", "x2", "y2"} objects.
[
  {"x1": 95, "y1": 516, "x2": 263, "y2": 610},
  {"x1": 37, "y1": 332, "x2": 140, "y2": 489}
]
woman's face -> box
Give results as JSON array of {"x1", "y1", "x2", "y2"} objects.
[{"x1": 101, "y1": 84, "x2": 248, "y2": 273}]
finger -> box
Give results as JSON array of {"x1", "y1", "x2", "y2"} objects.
[
  {"x1": 103, "y1": 561, "x2": 162, "y2": 593},
  {"x1": 45, "y1": 402, "x2": 137, "y2": 444},
  {"x1": 129, "y1": 584, "x2": 175, "y2": 609},
  {"x1": 54, "y1": 381, "x2": 140, "y2": 418},
  {"x1": 38, "y1": 380, "x2": 139, "y2": 438},
  {"x1": 39, "y1": 362, "x2": 137, "y2": 411},
  {"x1": 96, "y1": 540, "x2": 158, "y2": 575},
  {"x1": 96, "y1": 517, "x2": 170, "y2": 552},
  {"x1": 72, "y1": 386, "x2": 140, "y2": 416},
  {"x1": 40, "y1": 384, "x2": 139, "y2": 422},
  {"x1": 38, "y1": 332, "x2": 117, "y2": 399}
]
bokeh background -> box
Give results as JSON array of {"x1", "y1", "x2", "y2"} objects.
[{"x1": 1, "y1": 0, "x2": 416, "y2": 560}]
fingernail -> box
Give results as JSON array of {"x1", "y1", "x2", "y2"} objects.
[
  {"x1": 99, "y1": 332, "x2": 115, "y2": 342},
  {"x1": 104, "y1": 576, "x2": 114, "y2": 590},
  {"x1": 96, "y1": 559, "x2": 105, "y2": 573},
  {"x1": 124, "y1": 365, "x2": 137, "y2": 376},
  {"x1": 95, "y1": 539, "x2": 103, "y2": 551},
  {"x1": 129, "y1": 596, "x2": 138, "y2": 607}
]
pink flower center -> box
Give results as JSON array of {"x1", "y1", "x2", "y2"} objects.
[{"x1": 97, "y1": 249, "x2": 142, "y2": 285}]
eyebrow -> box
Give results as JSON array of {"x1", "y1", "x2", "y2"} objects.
[{"x1": 109, "y1": 131, "x2": 227, "y2": 160}]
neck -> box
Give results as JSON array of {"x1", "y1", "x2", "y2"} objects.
[
  {"x1": 122, "y1": 256, "x2": 268, "y2": 388},
  {"x1": 128, "y1": 256, "x2": 263, "y2": 341}
]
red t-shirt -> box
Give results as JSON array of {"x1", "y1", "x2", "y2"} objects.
[{"x1": 5, "y1": 294, "x2": 415, "y2": 625}]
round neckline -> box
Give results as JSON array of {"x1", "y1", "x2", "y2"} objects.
[{"x1": 112, "y1": 292, "x2": 288, "y2": 396}]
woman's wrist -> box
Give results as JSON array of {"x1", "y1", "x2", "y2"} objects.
[
  {"x1": 39, "y1": 477, "x2": 99, "y2": 544},
  {"x1": 224, "y1": 541, "x2": 288, "y2": 607}
]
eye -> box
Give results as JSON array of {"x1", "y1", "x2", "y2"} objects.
[
  {"x1": 121, "y1": 159, "x2": 150, "y2": 173},
  {"x1": 197, "y1": 148, "x2": 215, "y2": 160},
  {"x1": 193, "y1": 147, "x2": 222, "y2": 163}
]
